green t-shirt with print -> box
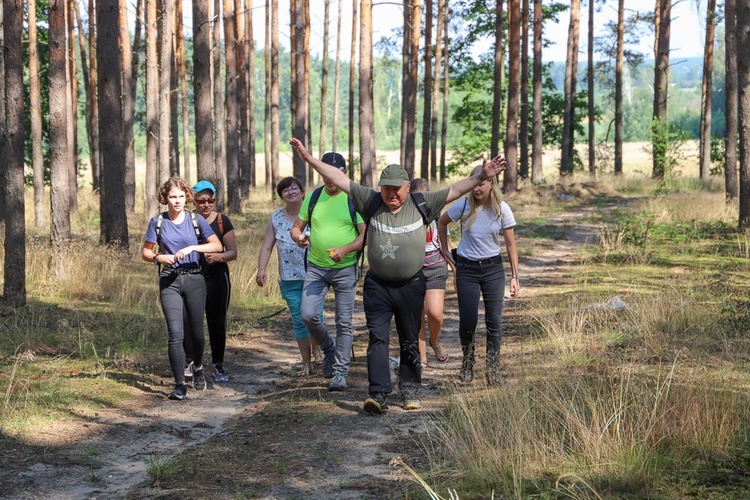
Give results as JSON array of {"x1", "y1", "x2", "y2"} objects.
[
  {"x1": 349, "y1": 181, "x2": 449, "y2": 281},
  {"x1": 299, "y1": 187, "x2": 364, "y2": 269}
]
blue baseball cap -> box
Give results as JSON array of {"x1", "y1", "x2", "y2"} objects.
[{"x1": 193, "y1": 180, "x2": 216, "y2": 195}]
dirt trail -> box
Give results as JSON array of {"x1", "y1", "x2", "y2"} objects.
[{"x1": 2, "y1": 202, "x2": 608, "y2": 499}]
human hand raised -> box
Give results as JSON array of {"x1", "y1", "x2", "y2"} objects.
[
  {"x1": 481, "y1": 155, "x2": 507, "y2": 180},
  {"x1": 289, "y1": 138, "x2": 309, "y2": 159}
]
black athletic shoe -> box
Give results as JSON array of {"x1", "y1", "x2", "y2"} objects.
[
  {"x1": 363, "y1": 393, "x2": 389, "y2": 414},
  {"x1": 192, "y1": 365, "x2": 207, "y2": 390},
  {"x1": 167, "y1": 384, "x2": 188, "y2": 400}
]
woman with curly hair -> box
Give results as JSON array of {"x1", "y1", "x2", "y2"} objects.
[
  {"x1": 142, "y1": 177, "x2": 222, "y2": 400},
  {"x1": 438, "y1": 163, "x2": 519, "y2": 386}
]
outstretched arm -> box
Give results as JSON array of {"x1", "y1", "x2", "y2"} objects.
[
  {"x1": 446, "y1": 155, "x2": 507, "y2": 204},
  {"x1": 289, "y1": 138, "x2": 351, "y2": 195}
]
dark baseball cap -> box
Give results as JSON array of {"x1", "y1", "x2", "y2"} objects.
[{"x1": 321, "y1": 152, "x2": 346, "y2": 171}]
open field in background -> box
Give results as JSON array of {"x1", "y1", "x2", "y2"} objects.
[{"x1": 5, "y1": 140, "x2": 750, "y2": 498}]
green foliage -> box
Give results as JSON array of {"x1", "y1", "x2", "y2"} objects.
[{"x1": 649, "y1": 118, "x2": 689, "y2": 183}]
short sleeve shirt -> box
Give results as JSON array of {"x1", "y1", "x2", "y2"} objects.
[
  {"x1": 144, "y1": 212, "x2": 216, "y2": 269},
  {"x1": 204, "y1": 213, "x2": 235, "y2": 276},
  {"x1": 445, "y1": 198, "x2": 516, "y2": 260},
  {"x1": 349, "y1": 182, "x2": 449, "y2": 281},
  {"x1": 299, "y1": 188, "x2": 363, "y2": 269}
]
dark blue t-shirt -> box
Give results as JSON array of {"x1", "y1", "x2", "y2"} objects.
[{"x1": 144, "y1": 212, "x2": 215, "y2": 268}]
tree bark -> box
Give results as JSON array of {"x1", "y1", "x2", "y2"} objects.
[
  {"x1": 430, "y1": 0, "x2": 444, "y2": 181},
  {"x1": 170, "y1": 33, "x2": 180, "y2": 177},
  {"x1": 246, "y1": 1, "x2": 256, "y2": 189},
  {"x1": 332, "y1": 0, "x2": 343, "y2": 152},
  {"x1": 319, "y1": 0, "x2": 331, "y2": 158},
  {"x1": 158, "y1": 0, "x2": 174, "y2": 184},
  {"x1": 224, "y1": 0, "x2": 241, "y2": 210},
  {"x1": 271, "y1": 0, "x2": 280, "y2": 189},
  {"x1": 88, "y1": 0, "x2": 100, "y2": 192},
  {"x1": 420, "y1": 0, "x2": 433, "y2": 179},
  {"x1": 50, "y1": 0, "x2": 72, "y2": 249},
  {"x1": 505, "y1": 0, "x2": 520, "y2": 193},
  {"x1": 119, "y1": 0, "x2": 136, "y2": 211},
  {"x1": 699, "y1": 0, "x2": 716, "y2": 179},
  {"x1": 652, "y1": 0, "x2": 670, "y2": 179},
  {"x1": 130, "y1": 0, "x2": 143, "y2": 205},
  {"x1": 176, "y1": 0, "x2": 191, "y2": 183},
  {"x1": 491, "y1": 0, "x2": 504, "y2": 159},
  {"x1": 519, "y1": 0, "x2": 530, "y2": 179},
  {"x1": 265, "y1": 0, "x2": 272, "y2": 187},
  {"x1": 145, "y1": 0, "x2": 158, "y2": 218},
  {"x1": 560, "y1": 0, "x2": 581, "y2": 175},
  {"x1": 400, "y1": 0, "x2": 421, "y2": 178},
  {"x1": 29, "y1": 0, "x2": 45, "y2": 230},
  {"x1": 213, "y1": 0, "x2": 227, "y2": 207},
  {"x1": 359, "y1": 0, "x2": 376, "y2": 187},
  {"x1": 615, "y1": 0, "x2": 624, "y2": 175},
  {"x1": 97, "y1": 0, "x2": 129, "y2": 249},
  {"x1": 292, "y1": 0, "x2": 308, "y2": 182},
  {"x1": 531, "y1": 0, "x2": 543, "y2": 184},
  {"x1": 67, "y1": 0, "x2": 79, "y2": 212},
  {"x1": 235, "y1": 0, "x2": 249, "y2": 205},
  {"x1": 348, "y1": 0, "x2": 358, "y2": 178},
  {"x1": 738, "y1": 0, "x2": 750, "y2": 228},
  {"x1": 194, "y1": 0, "x2": 216, "y2": 185},
  {"x1": 439, "y1": 0, "x2": 449, "y2": 179},
  {"x1": 3, "y1": 0, "x2": 26, "y2": 306},
  {"x1": 726, "y1": 0, "x2": 739, "y2": 201},
  {"x1": 586, "y1": 0, "x2": 595, "y2": 176}
]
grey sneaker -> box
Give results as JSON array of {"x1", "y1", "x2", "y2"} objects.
[
  {"x1": 192, "y1": 365, "x2": 207, "y2": 390},
  {"x1": 322, "y1": 348, "x2": 335, "y2": 378},
  {"x1": 184, "y1": 361, "x2": 194, "y2": 379},
  {"x1": 167, "y1": 384, "x2": 188, "y2": 400},
  {"x1": 213, "y1": 363, "x2": 229, "y2": 382},
  {"x1": 328, "y1": 372, "x2": 347, "y2": 392},
  {"x1": 401, "y1": 393, "x2": 421, "y2": 410},
  {"x1": 363, "y1": 393, "x2": 389, "y2": 414}
]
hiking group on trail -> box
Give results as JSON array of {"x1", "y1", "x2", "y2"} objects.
[{"x1": 142, "y1": 140, "x2": 520, "y2": 411}]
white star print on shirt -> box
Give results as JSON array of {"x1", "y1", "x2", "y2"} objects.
[{"x1": 380, "y1": 239, "x2": 399, "y2": 259}]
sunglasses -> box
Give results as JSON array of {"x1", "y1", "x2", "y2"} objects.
[{"x1": 195, "y1": 197, "x2": 215, "y2": 205}]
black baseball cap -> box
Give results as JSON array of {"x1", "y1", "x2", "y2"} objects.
[{"x1": 321, "y1": 152, "x2": 346, "y2": 171}]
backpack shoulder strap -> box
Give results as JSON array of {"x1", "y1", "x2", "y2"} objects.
[
  {"x1": 189, "y1": 211, "x2": 204, "y2": 243},
  {"x1": 217, "y1": 213, "x2": 224, "y2": 236},
  {"x1": 347, "y1": 198, "x2": 360, "y2": 234},
  {"x1": 155, "y1": 212, "x2": 167, "y2": 243},
  {"x1": 307, "y1": 186, "x2": 325, "y2": 226},
  {"x1": 409, "y1": 192, "x2": 430, "y2": 225}
]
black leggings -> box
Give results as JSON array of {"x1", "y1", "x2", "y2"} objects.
[
  {"x1": 160, "y1": 272, "x2": 206, "y2": 385},
  {"x1": 184, "y1": 269, "x2": 231, "y2": 365}
]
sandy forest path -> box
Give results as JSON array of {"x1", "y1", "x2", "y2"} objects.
[{"x1": 3, "y1": 200, "x2": 611, "y2": 499}]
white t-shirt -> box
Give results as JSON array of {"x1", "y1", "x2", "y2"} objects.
[{"x1": 445, "y1": 198, "x2": 516, "y2": 261}]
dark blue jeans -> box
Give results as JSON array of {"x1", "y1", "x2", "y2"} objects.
[
  {"x1": 363, "y1": 270, "x2": 426, "y2": 396},
  {"x1": 160, "y1": 271, "x2": 206, "y2": 385},
  {"x1": 455, "y1": 254, "x2": 505, "y2": 363}
]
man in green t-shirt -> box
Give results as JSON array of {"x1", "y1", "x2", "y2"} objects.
[
  {"x1": 290, "y1": 152, "x2": 366, "y2": 392},
  {"x1": 289, "y1": 137, "x2": 506, "y2": 414}
]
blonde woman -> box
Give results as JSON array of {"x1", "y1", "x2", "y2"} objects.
[{"x1": 438, "y1": 163, "x2": 519, "y2": 385}]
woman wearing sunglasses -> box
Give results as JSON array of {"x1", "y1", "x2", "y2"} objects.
[
  {"x1": 142, "y1": 177, "x2": 223, "y2": 400},
  {"x1": 184, "y1": 180, "x2": 239, "y2": 384}
]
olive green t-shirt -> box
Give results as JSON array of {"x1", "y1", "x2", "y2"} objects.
[
  {"x1": 349, "y1": 181, "x2": 449, "y2": 281},
  {"x1": 299, "y1": 187, "x2": 364, "y2": 269}
]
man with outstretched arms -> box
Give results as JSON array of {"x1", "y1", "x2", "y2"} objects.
[{"x1": 289, "y1": 137, "x2": 506, "y2": 414}]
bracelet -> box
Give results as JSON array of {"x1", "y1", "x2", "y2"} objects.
[
  {"x1": 153, "y1": 253, "x2": 160, "y2": 265},
  {"x1": 510, "y1": 276, "x2": 518, "y2": 280}
]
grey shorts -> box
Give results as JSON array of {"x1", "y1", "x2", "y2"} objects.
[{"x1": 423, "y1": 251, "x2": 449, "y2": 290}]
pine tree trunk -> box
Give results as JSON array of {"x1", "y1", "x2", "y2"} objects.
[
  {"x1": 359, "y1": 0, "x2": 377, "y2": 187},
  {"x1": 519, "y1": 0, "x2": 530, "y2": 179},
  {"x1": 348, "y1": 0, "x2": 358, "y2": 179},
  {"x1": 530, "y1": 0, "x2": 543, "y2": 184},
  {"x1": 505, "y1": 0, "x2": 520, "y2": 193},
  {"x1": 615, "y1": 0, "x2": 624, "y2": 175},
  {"x1": 292, "y1": 0, "x2": 308, "y2": 182},
  {"x1": 332, "y1": 0, "x2": 343, "y2": 152},
  {"x1": 235, "y1": 0, "x2": 249, "y2": 205},
  {"x1": 170, "y1": 41, "x2": 180, "y2": 177},
  {"x1": 50, "y1": 0, "x2": 72, "y2": 249},
  {"x1": 158, "y1": 0, "x2": 174, "y2": 184},
  {"x1": 699, "y1": 0, "x2": 717, "y2": 179},
  {"x1": 400, "y1": 0, "x2": 421, "y2": 178},
  {"x1": 738, "y1": 0, "x2": 750, "y2": 228},
  {"x1": 119, "y1": 1, "x2": 135, "y2": 211},
  {"x1": 652, "y1": 0, "x2": 671, "y2": 179},
  {"x1": 175, "y1": 0, "x2": 191, "y2": 183},
  {"x1": 319, "y1": 0, "x2": 330, "y2": 158},
  {"x1": 3, "y1": 0, "x2": 26, "y2": 306},
  {"x1": 29, "y1": 0, "x2": 45, "y2": 229},
  {"x1": 726, "y1": 0, "x2": 739, "y2": 201},
  {"x1": 88, "y1": 0, "x2": 101, "y2": 192},
  {"x1": 97, "y1": 0, "x2": 129, "y2": 249},
  {"x1": 224, "y1": 0, "x2": 241, "y2": 210},
  {"x1": 67, "y1": 0, "x2": 79, "y2": 212},
  {"x1": 587, "y1": 0, "x2": 595, "y2": 176},
  {"x1": 420, "y1": 0, "x2": 433, "y2": 179},
  {"x1": 145, "y1": 0, "x2": 159, "y2": 218},
  {"x1": 439, "y1": 0, "x2": 449, "y2": 179},
  {"x1": 271, "y1": 0, "x2": 281, "y2": 189},
  {"x1": 429, "y1": 0, "x2": 443, "y2": 181},
  {"x1": 265, "y1": 0, "x2": 272, "y2": 188},
  {"x1": 490, "y1": 0, "x2": 504, "y2": 159},
  {"x1": 560, "y1": 0, "x2": 581, "y2": 175},
  {"x1": 246, "y1": 1, "x2": 256, "y2": 189},
  {"x1": 193, "y1": 0, "x2": 216, "y2": 185},
  {"x1": 213, "y1": 0, "x2": 227, "y2": 206}
]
